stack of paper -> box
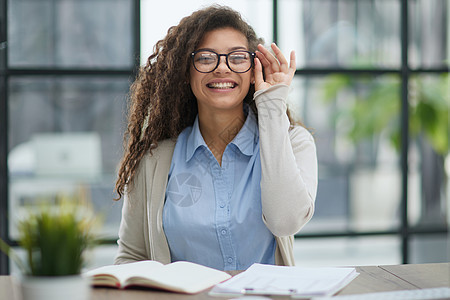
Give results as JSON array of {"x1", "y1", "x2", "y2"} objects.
[{"x1": 209, "y1": 263, "x2": 359, "y2": 298}]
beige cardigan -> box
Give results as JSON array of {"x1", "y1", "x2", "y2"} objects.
[{"x1": 115, "y1": 84, "x2": 318, "y2": 267}]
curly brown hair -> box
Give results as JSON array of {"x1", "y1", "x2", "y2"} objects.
[{"x1": 115, "y1": 5, "x2": 291, "y2": 200}]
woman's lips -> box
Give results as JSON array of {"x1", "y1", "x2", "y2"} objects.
[{"x1": 206, "y1": 81, "x2": 237, "y2": 89}]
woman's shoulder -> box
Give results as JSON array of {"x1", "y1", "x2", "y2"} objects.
[
  {"x1": 142, "y1": 139, "x2": 176, "y2": 158},
  {"x1": 135, "y1": 139, "x2": 176, "y2": 173},
  {"x1": 130, "y1": 139, "x2": 176, "y2": 188},
  {"x1": 155, "y1": 139, "x2": 177, "y2": 152},
  {"x1": 288, "y1": 125, "x2": 315, "y2": 143}
]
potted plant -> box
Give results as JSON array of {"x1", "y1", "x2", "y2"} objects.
[{"x1": 0, "y1": 195, "x2": 98, "y2": 300}]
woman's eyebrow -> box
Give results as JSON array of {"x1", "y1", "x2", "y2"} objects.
[
  {"x1": 229, "y1": 46, "x2": 248, "y2": 51},
  {"x1": 195, "y1": 46, "x2": 248, "y2": 52}
]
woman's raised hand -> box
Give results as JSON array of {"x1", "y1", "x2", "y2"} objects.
[{"x1": 254, "y1": 43, "x2": 296, "y2": 91}]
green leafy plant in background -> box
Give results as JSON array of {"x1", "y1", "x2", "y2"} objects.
[
  {"x1": 322, "y1": 73, "x2": 449, "y2": 156},
  {"x1": 409, "y1": 74, "x2": 449, "y2": 156},
  {"x1": 322, "y1": 72, "x2": 449, "y2": 224},
  {"x1": 0, "y1": 195, "x2": 98, "y2": 276}
]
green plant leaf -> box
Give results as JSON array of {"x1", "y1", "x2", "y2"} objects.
[{"x1": 16, "y1": 197, "x2": 98, "y2": 276}]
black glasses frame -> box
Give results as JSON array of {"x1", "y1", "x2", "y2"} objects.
[{"x1": 191, "y1": 50, "x2": 255, "y2": 73}]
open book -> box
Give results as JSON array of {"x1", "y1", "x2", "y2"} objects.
[
  {"x1": 209, "y1": 263, "x2": 359, "y2": 297},
  {"x1": 83, "y1": 260, "x2": 231, "y2": 294}
]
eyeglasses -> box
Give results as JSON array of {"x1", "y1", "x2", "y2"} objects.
[{"x1": 191, "y1": 50, "x2": 255, "y2": 73}]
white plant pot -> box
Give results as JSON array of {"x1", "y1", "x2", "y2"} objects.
[{"x1": 20, "y1": 274, "x2": 90, "y2": 300}]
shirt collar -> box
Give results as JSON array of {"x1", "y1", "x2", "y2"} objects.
[
  {"x1": 186, "y1": 116, "x2": 207, "y2": 162},
  {"x1": 230, "y1": 106, "x2": 258, "y2": 156},
  {"x1": 185, "y1": 105, "x2": 259, "y2": 162}
]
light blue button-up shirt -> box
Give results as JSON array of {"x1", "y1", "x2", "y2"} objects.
[{"x1": 163, "y1": 108, "x2": 276, "y2": 271}]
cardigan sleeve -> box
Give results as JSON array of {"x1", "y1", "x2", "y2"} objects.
[
  {"x1": 114, "y1": 140, "x2": 174, "y2": 265},
  {"x1": 114, "y1": 159, "x2": 151, "y2": 264},
  {"x1": 254, "y1": 84, "x2": 318, "y2": 237}
]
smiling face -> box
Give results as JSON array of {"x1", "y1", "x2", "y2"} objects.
[{"x1": 189, "y1": 27, "x2": 254, "y2": 116}]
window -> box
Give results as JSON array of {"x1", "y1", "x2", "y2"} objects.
[
  {"x1": 0, "y1": 0, "x2": 138, "y2": 274},
  {"x1": 1, "y1": 0, "x2": 448, "y2": 274}
]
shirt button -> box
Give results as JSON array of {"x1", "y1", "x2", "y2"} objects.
[
  {"x1": 221, "y1": 229, "x2": 227, "y2": 235},
  {"x1": 227, "y1": 257, "x2": 233, "y2": 263},
  {"x1": 219, "y1": 202, "x2": 225, "y2": 208}
]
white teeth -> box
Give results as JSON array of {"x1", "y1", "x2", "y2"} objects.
[{"x1": 208, "y1": 82, "x2": 235, "y2": 89}]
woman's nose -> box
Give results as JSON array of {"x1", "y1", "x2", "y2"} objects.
[{"x1": 214, "y1": 56, "x2": 231, "y2": 73}]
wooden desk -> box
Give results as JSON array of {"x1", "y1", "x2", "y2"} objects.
[
  {"x1": 1, "y1": 263, "x2": 449, "y2": 300},
  {"x1": 338, "y1": 263, "x2": 450, "y2": 295}
]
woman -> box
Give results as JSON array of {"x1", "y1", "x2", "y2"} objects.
[{"x1": 114, "y1": 5, "x2": 317, "y2": 270}]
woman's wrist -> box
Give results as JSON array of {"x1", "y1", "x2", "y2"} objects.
[{"x1": 253, "y1": 83, "x2": 289, "y2": 103}]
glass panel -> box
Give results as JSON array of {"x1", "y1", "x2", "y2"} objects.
[
  {"x1": 408, "y1": 75, "x2": 449, "y2": 228},
  {"x1": 279, "y1": 0, "x2": 401, "y2": 68},
  {"x1": 409, "y1": 0, "x2": 450, "y2": 68},
  {"x1": 8, "y1": 0, "x2": 133, "y2": 69},
  {"x1": 85, "y1": 245, "x2": 119, "y2": 269},
  {"x1": 410, "y1": 234, "x2": 450, "y2": 264},
  {"x1": 0, "y1": 0, "x2": 5, "y2": 70},
  {"x1": 294, "y1": 236, "x2": 401, "y2": 267},
  {"x1": 8, "y1": 76, "x2": 129, "y2": 239},
  {"x1": 140, "y1": 0, "x2": 272, "y2": 65},
  {"x1": 288, "y1": 75, "x2": 402, "y2": 233}
]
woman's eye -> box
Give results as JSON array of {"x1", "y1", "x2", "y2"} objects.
[
  {"x1": 229, "y1": 54, "x2": 248, "y2": 64},
  {"x1": 196, "y1": 55, "x2": 216, "y2": 64}
]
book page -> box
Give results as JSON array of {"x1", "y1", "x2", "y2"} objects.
[
  {"x1": 126, "y1": 261, "x2": 231, "y2": 294},
  {"x1": 85, "y1": 260, "x2": 231, "y2": 294},
  {"x1": 84, "y1": 260, "x2": 164, "y2": 286}
]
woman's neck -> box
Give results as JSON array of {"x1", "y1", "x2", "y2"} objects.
[{"x1": 198, "y1": 107, "x2": 245, "y2": 165}]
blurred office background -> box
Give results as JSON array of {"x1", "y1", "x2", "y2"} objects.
[{"x1": 0, "y1": 0, "x2": 448, "y2": 274}]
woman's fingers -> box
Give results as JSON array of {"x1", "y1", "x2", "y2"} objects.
[
  {"x1": 257, "y1": 43, "x2": 293, "y2": 73},
  {"x1": 289, "y1": 50, "x2": 296, "y2": 76},
  {"x1": 254, "y1": 57, "x2": 264, "y2": 86},
  {"x1": 254, "y1": 57, "x2": 271, "y2": 91},
  {"x1": 270, "y1": 43, "x2": 289, "y2": 72},
  {"x1": 289, "y1": 50, "x2": 296, "y2": 69},
  {"x1": 254, "y1": 43, "x2": 296, "y2": 87},
  {"x1": 257, "y1": 44, "x2": 280, "y2": 71},
  {"x1": 255, "y1": 49, "x2": 272, "y2": 73},
  {"x1": 255, "y1": 50, "x2": 271, "y2": 69},
  {"x1": 255, "y1": 51, "x2": 274, "y2": 82}
]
